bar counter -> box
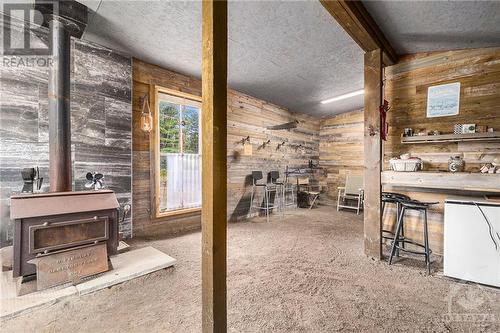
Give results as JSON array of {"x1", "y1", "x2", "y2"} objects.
[{"x1": 381, "y1": 171, "x2": 500, "y2": 194}]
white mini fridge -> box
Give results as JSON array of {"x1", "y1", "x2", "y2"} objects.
[{"x1": 444, "y1": 196, "x2": 500, "y2": 287}]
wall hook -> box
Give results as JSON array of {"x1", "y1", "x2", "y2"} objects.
[
  {"x1": 369, "y1": 125, "x2": 377, "y2": 136},
  {"x1": 240, "y1": 136, "x2": 250, "y2": 144},
  {"x1": 259, "y1": 139, "x2": 271, "y2": 149}
]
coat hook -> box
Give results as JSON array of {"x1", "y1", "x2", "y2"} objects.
[
  {"x1": 369, "y1": 125, "x2": 377, "y2": 136},
  {"x1": 277, "y1": 141, "x2": 286, "y2": 150},
  {"x1": 260, "y1": 139, "x2": 271, "y2": 148},
  {"x1": 240, "y1": 136, "x2": 250, "y2": 144}
]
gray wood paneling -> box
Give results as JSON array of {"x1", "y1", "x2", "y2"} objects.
[{"x1": 0, "y1": 19, "x2": 132, "y2": 246}]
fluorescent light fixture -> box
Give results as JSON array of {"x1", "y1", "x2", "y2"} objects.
[{"x1": 321, "y1": 89, "x2": 364, "y2": 104}]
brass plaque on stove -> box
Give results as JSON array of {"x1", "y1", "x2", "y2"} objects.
[{"x1": 29, "y1": 243, "x2": 109, "y2": 290}]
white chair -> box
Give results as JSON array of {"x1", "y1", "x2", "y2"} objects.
[{"x1": 337, "y1": 175, "x2": 364, "y2": 214}]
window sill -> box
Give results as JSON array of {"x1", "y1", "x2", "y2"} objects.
[{"x1": 155, "y1": 207, "x2": 201, "y2": 220}]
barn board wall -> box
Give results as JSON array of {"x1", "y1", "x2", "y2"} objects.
[
  {"x1": 132, "y1": 59, "x2": 320, "y2": 235},
  {"x1": 317, "y1": 47, "x2": 500, "y2": 254},
  {"x1": 319, "y1": 109, "x2": 364, "y2": 205},
  {"x1": 383, "y1": 47, "x2": 500, "y2": 254}
]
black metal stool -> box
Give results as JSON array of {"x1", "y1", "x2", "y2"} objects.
[
  {"x1": 388, "y1": 199, "x2": 438, "y2": 274},
  {"x1": 382, "y1": 192, "x2": 410, "y2": 245},
  {"x1": 270, "y1": 171, "x2": 285, "y2": 216},
  {"x1": 249, "y1": 171, "x2": 279, "y2": 223}
]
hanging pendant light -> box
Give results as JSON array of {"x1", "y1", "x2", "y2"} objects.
[{"x1": 140, "y1": 94, "x2": 153, "y2": 133}]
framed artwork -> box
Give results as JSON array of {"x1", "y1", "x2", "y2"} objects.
[{"x1": 426, "y1": 82, "x2": 461, "y2": 118}]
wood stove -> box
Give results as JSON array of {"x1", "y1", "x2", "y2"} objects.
[
  {"x1": 8, "y1": 1, "x2": 122, "y2": 285},
  {"x1": 11, "y1": 190, "x2": 119, "y2": 278}
]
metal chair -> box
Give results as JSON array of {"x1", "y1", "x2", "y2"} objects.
[
  {"x1": 382, "y1": 192, "x2": 410, "y2": 241},
  {"x1": 337, "y1": 175, "x2": 364, "y2": 214},
  {"x1": 388, "y1": 199, "x2": 438, "y2": 274},
  {"x1": 269, "y1": 171, "x2": 286, "y2": 216},
  {"x1": 249, "y1": 171, "x2": 279, "y2": 222},
  {"x1": 297, "y1": 177, "x2": 320, "y2": 209},
  {"x1": 282, "y1": 173, "x2": 297, "y2": 211},
  {"x1": 382, "y1": 192, "x2": 410, "y2": 257}
]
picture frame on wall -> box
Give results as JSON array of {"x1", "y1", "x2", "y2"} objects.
[{"x1": 426, "y1": 82, "x2": 461, "y2": 118}]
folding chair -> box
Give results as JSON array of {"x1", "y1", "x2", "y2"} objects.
[
  {"x1": 337, "y1": 174, "x2": 364, "y2": 214},
  {"x1": 297, "y1": 177, "x2": 320, "y2": 209}
]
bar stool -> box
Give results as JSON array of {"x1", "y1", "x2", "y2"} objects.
[
  {"x1": 282, "y1": 179, "x2": 297, "y2": 211},
  {"x1": 283, "y1": 167, "x2": 298, "y2": 209},
  {"x1": 270, "y1": 171, "x2": 285, "y2": 216},
  {"x1": 382, "y1": 192, "x2": 410, "y2": 253},
  {"x1": 249, "y1": 171, "x2": 279, "y2": 223},
  {"x1": 388, "y1": 199, "x2": 438, "y2": 274}
]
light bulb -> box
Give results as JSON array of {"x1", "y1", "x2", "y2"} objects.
[
  {"x1": 140, "y1": 111, "x2": 152, "y2": 133},
  {"x1": 140, "y1": 94, "x2": 153, "y2": 133}
]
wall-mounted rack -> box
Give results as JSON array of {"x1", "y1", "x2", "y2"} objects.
[{"x1": 401, "y1": 131, "x2": 500, "y2": 144}]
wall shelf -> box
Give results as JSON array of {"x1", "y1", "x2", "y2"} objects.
[
  {"x1": 382, "y1": 171, "x2": 500, "y2": 193},
  {"x1": 401, "y1": 132, "x2": 500, "y2": 144}
]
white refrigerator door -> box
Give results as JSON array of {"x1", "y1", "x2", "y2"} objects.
[{"x1": 444, "y1": 202, "x2": 500, "y2": 287}]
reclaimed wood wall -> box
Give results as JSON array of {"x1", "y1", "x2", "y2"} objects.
[
  {"x1": 383, "y1": 47, "x2": 500, "y2": 254},
  {"x1": 384, "y1": 47, "x2": 500, "y2": 171},
  {"x1": 319, "y1": 109, "x2": 364, "y2": 204},
  {"x1": 132, "y1": 59, "x2": 320, "y2": 235},
  {"x1": 318, "y1": 48, "x2": 499, "y2": 254}
]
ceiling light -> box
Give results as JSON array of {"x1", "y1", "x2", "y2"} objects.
[{"x1": 321, "y1": 89, "x2": 364, "y2": 104}]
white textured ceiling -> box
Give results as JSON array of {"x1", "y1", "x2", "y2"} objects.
[
  {"x1": 79, "y1": 0, "x2": 500, "y2": 117},
  {"x1": 363, "y1": 0, "x2": 500, "y2": 54},
  {"x1": 79, "y1": 0, "x2": 364, "y2": 117}
]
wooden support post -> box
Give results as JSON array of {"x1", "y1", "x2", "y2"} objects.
[
  {"x1": 319, "y1": 0, "x2": 397, "y2": 66},
  {"x1": 201, "y1": 0, "x2": 227, "y2": 332},
  {"x1": 363, "y1": 49, "x2": 383, "y2": 259}
]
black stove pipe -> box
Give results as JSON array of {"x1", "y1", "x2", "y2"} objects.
[{"x1": 48, "y1": 18, "x2": 72, "y2": 192}]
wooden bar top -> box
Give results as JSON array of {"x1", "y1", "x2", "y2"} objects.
[{"x1": 381, "y1": 171, "x2": 500, "y2": 193}]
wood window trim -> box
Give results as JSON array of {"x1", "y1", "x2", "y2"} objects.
[
  {"x1": 156, "y1": 207, "x2": 201, "y2": 219},
  {"x1": 149, "y1": 85, "x2": 203, "y2": 220}
]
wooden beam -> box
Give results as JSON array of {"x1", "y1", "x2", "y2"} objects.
[
  {"x1": 363, "y1": 49, "x2": 383, "y2": 259},
  {"x1": 201, "y1": 0, "x2": 227, "y2": 332},
  {"x1": 319, "y1": 0, "x2": 397, "y2": 66}
]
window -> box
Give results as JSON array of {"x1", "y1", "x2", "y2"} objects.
[{"x1": 154, "y1": 87, "x2": 202, "y2": 216}]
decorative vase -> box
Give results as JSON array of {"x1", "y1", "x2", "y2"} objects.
[{"x1": 448, "y1": 155, "x2": 464, "y2": 173}]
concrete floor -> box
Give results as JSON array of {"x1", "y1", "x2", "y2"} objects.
[{"x1": 2, "y1": 207, "x2": 499, "y2": 332}]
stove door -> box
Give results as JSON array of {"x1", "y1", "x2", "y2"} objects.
[{"x1": 29, "y1": 216, "x2": 109, "y2": 255}]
